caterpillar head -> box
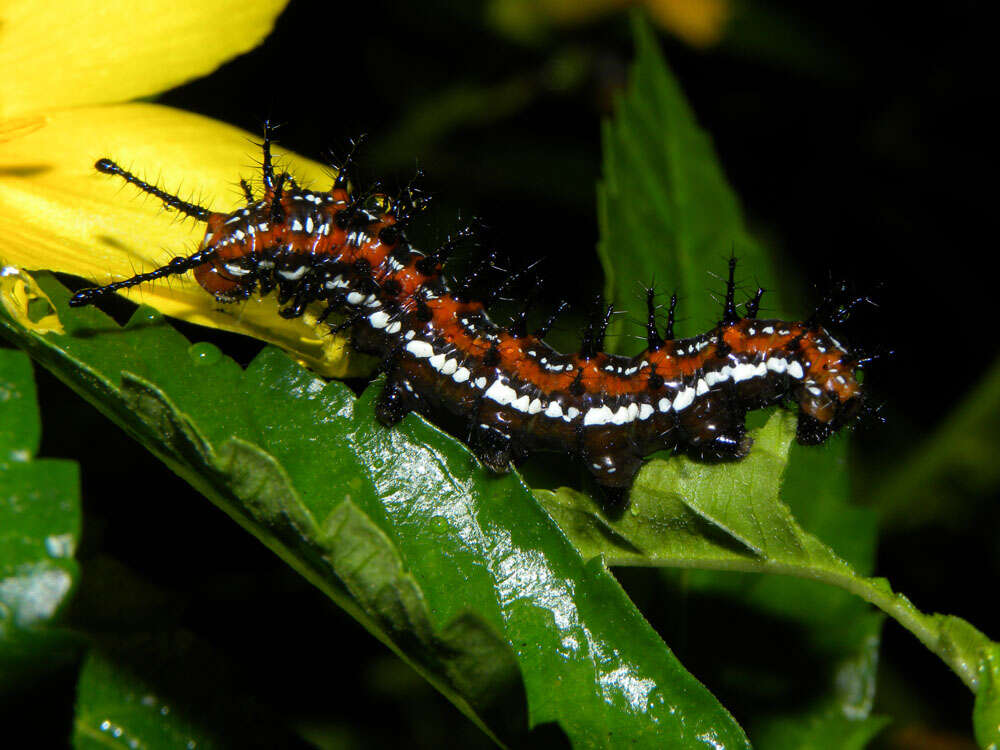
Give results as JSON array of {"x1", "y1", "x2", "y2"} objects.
[{"x1": 794, "y1": 326, "x2": 865, "y2": 444}]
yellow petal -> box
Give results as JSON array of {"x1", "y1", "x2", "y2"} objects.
[
  {"x1": 0, "y1": 102, "x2": 369, "y2": 377},
  {"x1": 0, "y1": 0, "x2": 289, "y2": 117}
]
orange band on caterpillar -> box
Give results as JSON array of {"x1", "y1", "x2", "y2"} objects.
[{"x1": 70, "y1": 125, "x2": 866, "y2": 506}]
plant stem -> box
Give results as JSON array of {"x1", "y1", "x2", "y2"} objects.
[{"x1": 609, "y1": 554, "x2": 980, "y2": 691}]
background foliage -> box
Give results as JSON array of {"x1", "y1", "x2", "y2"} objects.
[{"x1": 1, "y1": 1, "x2": 997, "y2": 747}]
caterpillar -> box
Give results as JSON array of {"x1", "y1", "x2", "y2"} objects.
[{"x1": 69, "y1": 125, "x2": 866, "y2": 506}]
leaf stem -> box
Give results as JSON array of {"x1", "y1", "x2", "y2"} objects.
[{"x1": 607, "y1": 554, "x2": 980, "y2": 691}]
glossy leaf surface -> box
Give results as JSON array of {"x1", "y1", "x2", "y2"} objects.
[
  {"x1": 538, "y1": 412, "x2": 1000, "y2": 742},
  {"x1": 0, "y1": 275, "x2": 750, "y2": 748}
]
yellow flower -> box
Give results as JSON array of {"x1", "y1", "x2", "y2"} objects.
[{"x1": 0, "y1": 0, "x2": 360, "y2": 376}]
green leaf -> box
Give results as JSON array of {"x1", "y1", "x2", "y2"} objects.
[
  {"x1": 537, "y1": 411, "x2": 1000, "y2": 740},
  {"x1": 669, "y1": 439, "x2": 888, "y2": 747},
  {"x1": 0, "y1": 348, "x2": 82, "y2": 692},
  {"x1": 592, "y1": 17, "x2": 897, "y2": 746},
  {"x1": 751, "y1": 710, "x2": 890, "y2": 750},
  {"x1": 540, "y1": 413, "x2": 816, "y2": 566},
  {"x1": 0, "y1": 276, "x2": 751, "y2": 749},
  {"x1": 0, "y1": 347, "x2": 39, "y2": 460},
  {"x1": 597, "y1": 12, "x2": 783, "y2": 355},
  {"x1": 723, "y1": 436, "x2": 887, "y2": 745},
  {"x1": 974, "y1": 644, "x2": 1000, "y2": 749},
  {"x1": 72, "y1": 633, "x2": 293, "y2": 749},
  {"x1": 872, "y1": 354, "x2": 1000, "y2": 528}
]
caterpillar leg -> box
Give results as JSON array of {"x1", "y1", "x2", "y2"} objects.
[
  {"x1": 686, "y1": 429, "x2": 752, "y2": 462},
  {"x1": 794, "y1": 414, "x2": 835, "y2": 446},
  {"x1": 580, "y1": 429, "x2": 642, "y2": 489},
  {"x1": 468, "y1": 397, "x2": 516, "y2": 473},
  {"x1": 582, "y1": 450, "x2": 644, "y2": 491},
  {"x1": 375, "y1": 383, "x2": 412, "y2": 426},
  {"x1": 470, "y1": 421, "x2": 516, "y2": 474},
  {"x1": 374, "y1": 361, "x2": 425, "y2": 427},
  {"x1": 677, "y1": 389, "x2": 752, "y2": 461},
  {"x1": 469, "y1": 392, "x2": 538, "y2": 473},
  {"x1": 580, "y1": 425, "x2": 643, "y2": 513}
]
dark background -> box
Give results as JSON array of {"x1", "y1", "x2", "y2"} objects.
[{"x1": 12, "y1": 0, "x2": 997, "y2": 746}]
